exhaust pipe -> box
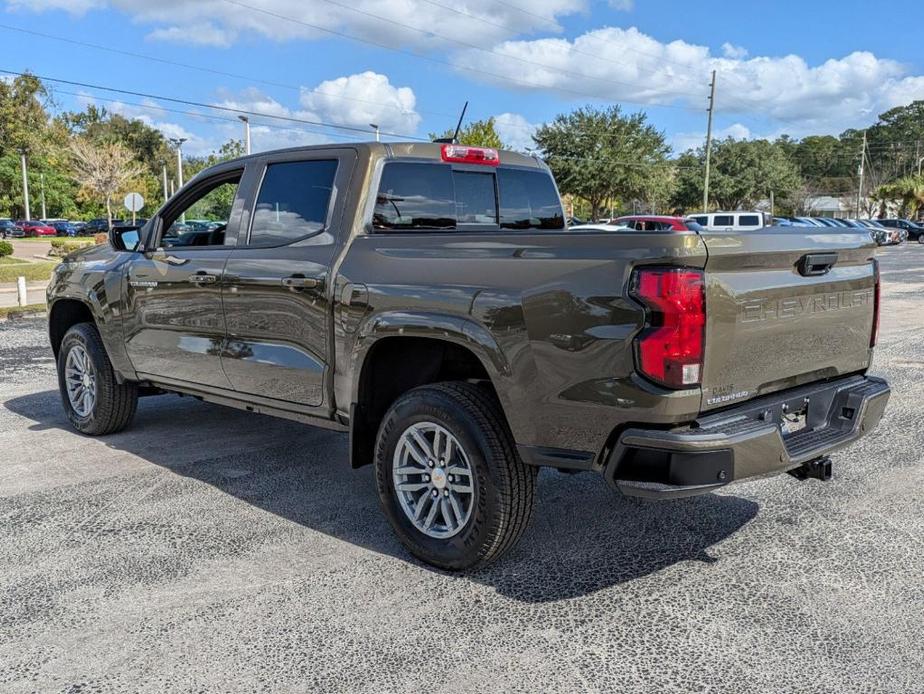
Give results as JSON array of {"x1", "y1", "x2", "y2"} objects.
[{"x1": 787, "y1": 457, "x2": 833, "y2": 482}]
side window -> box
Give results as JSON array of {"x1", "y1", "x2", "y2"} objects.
[
  {"x1": 738, "y1": 215, "x2": 761, "y2": 227},
  {"x1": 162, "y1": 173, "x2": 241, "y2": 248},
  {"x1": 497, "y1": 169, "x2": 565, "y2": 230},
  {"x1": 714, "y1": 215, "x2": 734, "y2": 227},
  {"x1": 249, "y1": 159, "x2": 338, "y2": 246},
  {"x1": 373, "y1": 163, "x2": 455, "y2": 230},
  {"x1": 692, "y1": 216, "x2": 708, "y2": 226}
]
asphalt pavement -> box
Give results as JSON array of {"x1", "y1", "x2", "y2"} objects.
[{"x1": 0, "y1": 244, "x2": 922, "y2": 693}]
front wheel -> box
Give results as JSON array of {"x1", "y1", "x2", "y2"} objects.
[
  {"x1": 57, "y1": 322, "x2": 138, "y2": 435},
  {"x1": 374, "y1": 382, "x2": 537, "y2": 571}
]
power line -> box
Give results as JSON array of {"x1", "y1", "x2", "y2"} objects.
[
  {"x1": 0, "y1": 22, "x2": 453, "y2": 120},
  {"x1": 219, "y1": 0, "x2": 708, "y2": 112},
  {"x1": 0, "y1": 68, "x2": 429, "y2": 141}
]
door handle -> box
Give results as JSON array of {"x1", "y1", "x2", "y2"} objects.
[
  {"x1": 798, "y1": 253, "x2": 838, "y2": 276},
  {"x1": 188, "y1": 272, "x2": 218, "y2": 284},
  {"x1": 281, "y1": 276, "x2": 321, "y2": 289}
]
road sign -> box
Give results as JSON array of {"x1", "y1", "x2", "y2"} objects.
[{"x1": 124, "y1": 192, "x2": 144, "y2": 213}]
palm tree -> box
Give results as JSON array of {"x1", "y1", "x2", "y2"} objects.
[{"x1": 873, "y1": 176, "x2": 924, "y2": 218}]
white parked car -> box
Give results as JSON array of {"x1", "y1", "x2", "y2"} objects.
[{"x1": 687, "y1": 211, "x2": 767, "y2": 231}]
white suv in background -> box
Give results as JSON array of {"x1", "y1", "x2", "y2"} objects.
[{"x1": 687, "y1": 212, "x2": 767, "y2": 231}]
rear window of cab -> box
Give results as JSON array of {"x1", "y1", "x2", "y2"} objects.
[{"x1": 372, "y1": 162, "x2": 565, "y2": 232}]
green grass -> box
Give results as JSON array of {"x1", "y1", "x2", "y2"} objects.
[
  {"x1": 0, "y1": 256, "x2": 29, "y2": 265},
  {"x1": 0, "y1": 303, "x2": 46, "y2": 319},
  {"x1": 0, "y1": 260, "x2": 59, "y2": 283}
]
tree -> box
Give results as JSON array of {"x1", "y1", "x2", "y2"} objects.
[
  {"x1": 533, "y1": 105, "x2": 671, "y2": 220},
  {"x1": 873, "y1": 176, "x2": 924, "y2": 218},
  {"x1": 672, "y1": 137, "x2": 802, "y2": 211},
  {"x1": 430, "y1": 117, "x2": 505, "y2": 149},
  {"x1": 69, "y1": 139, "x2": 143, "y2": 227}
]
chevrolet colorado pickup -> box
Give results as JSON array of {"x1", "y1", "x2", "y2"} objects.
[{"x1": 47, "y1": 143, "x2": 890, "y2": 570}]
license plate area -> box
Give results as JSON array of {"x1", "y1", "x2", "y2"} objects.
[{"x1": 781, "y1": 410, "x2": 809, "y2": 436}]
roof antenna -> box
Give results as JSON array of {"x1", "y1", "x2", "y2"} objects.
[{"x1": 433, "y1": 101, "x2": 468, "y2": 144}]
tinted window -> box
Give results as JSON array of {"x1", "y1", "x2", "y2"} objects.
[
  {"x1": 250, "y1": 160, "x2": 338, "y2": 245},
  {"x1": 374, "y1": 163, "x2": 455, "y2": 230},
  {"x1": 714, "y1": 215, "x2": 734, "y2": 226},
  {"x1": 498, "y1": 169, "x2": 564, "y2": 230},
  {"x1": 738, "y1": 215, "x2": 761, "y2": 226},
  {"x1": 691, "y1": 216, "x2": 708, "y2": 225},
  {"x1": 453, "y1": 171, "x2": 497, "y2": 225}
]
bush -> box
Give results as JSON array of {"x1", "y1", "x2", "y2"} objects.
[
  {"x1": 49, "y1": 238, "x2": 94, "y2": 257},
  {"x1": 0, "y1": 240, "x2": 12, "y2": 258}
]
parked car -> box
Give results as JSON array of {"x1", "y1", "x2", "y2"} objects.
[
  {"x1": 0, "y1": 219, "x2": 24, "y2": 238},
  {"x1": 51, "y1": 221, "x2": 80, "y2": 237},
  {"x1": 613, "y1": 215, "x2": 701, "y2": 231},
  {"x1": 19, "y1": 220, "x2": 56, "y2": 237},
  {"x1": 878, "y1": 218, "x2": 924, "y2": 243},
  {"x1": 47, "y1": 142, "x2": 890, "y2": 570},
  {"x1": 83, "y1": 218, "x2": 124, "y2": 235},
  {"x1": 686, "y1": 211, "x2": 766, "y2": 231}
]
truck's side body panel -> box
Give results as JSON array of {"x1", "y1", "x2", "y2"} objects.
[{"x1": 336, "y1": 230, "x2": 708, "y2": 459}]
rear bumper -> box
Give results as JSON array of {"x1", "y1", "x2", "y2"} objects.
[{"x1": 605, "y1": 375, "x2": 890, "y2": 499}]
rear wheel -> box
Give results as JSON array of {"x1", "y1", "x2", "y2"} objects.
[
  {"x1": 374, "y1": 382, "x2": 537, "y2": 571},
  {"x1": 57, "y1": 322, "x2": 138, "y2": 435}
]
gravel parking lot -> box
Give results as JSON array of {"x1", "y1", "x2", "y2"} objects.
[{"x1": 1, "y1": 245, "x2": 922, "y2": 693}]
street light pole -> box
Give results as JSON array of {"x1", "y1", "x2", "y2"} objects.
[
  {"x1": 238, "y1": 115, "x2": 251, "y2": 154},
  {"x1": 162, "y1": 163, "x2": 169, "y2": 203},
  {"x1": 19, "y1": 150, "x2": 31, "y2": 221},
  {"x1": 40, "y1": 173, "x2": 47, "y2": 220},
  {"x1": 169, "y1": 138, "x2": 187, "y2": 222},
  {"x1": 370, "y1": 123, "x2": 380, "y2": 142}
]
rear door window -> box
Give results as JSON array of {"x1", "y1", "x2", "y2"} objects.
[
  {"x1": 250, "y1": 159, "x2": 338, "y2": 245},
  {"x1": 714, "y1": 215, "x2": 734, "y2": 227}
]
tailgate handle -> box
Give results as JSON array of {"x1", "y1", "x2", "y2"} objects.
[{"x1": 798, "y1": 252, "x2": 838, "y2": 276}]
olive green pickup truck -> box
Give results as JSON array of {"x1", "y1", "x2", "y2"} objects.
[{"x1": 47, "y1": 142, "x2": 889, "y2": 570}]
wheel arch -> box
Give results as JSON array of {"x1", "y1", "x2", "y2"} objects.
[{"x1": 346, "y1": 312, "x2": 517, "y2": 469}]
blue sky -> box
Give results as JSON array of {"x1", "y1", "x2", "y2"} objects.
[{"x1": 3, "y1": 0, "x2": 923, "y2": 155}]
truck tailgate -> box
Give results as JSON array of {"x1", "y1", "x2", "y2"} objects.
[{"x1": 699, "y1": 228, "x2": 877, "y2": 412}]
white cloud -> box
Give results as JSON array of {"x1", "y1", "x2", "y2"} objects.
[
  {"x1": 146, "y1": 22, "x2": 234, "y2": 48},
  {"x1": 6, "y1": 0, "x2": 587, "y2": 49},
  {"x1": 299, "y1": 71, "x2": 420, "y2": 134},
  {"x1": 494, "y1": 112, "x2": 538, "y2": 151},
  {"x1": 608, "y1": 0, "x2": 634, "y2": 10},
  {"x1": 721, "y1": 42, "x2": 747, "y2": 59},
  {"x1": 452, "y1": 26, "x2": 924, "y2": 135}
]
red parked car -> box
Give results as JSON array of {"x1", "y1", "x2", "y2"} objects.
[
  {"x1": 613, "y1": 215, "x2": 702, "y2": 231},
  {"x1": 18, "y1": 221, "x2": 57, "y2": 237}
]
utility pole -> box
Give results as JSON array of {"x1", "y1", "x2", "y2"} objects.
[
  {"x1": 40, "y1": 173, "x2": 47, "y2": 220},
  {"x1": 702, "y1": 70, "x2": 717, "y2": 213},
  {"x1": 238, "y1": 115, "x2": 251, "y2": 154},
  {"x1": 856, "y1": 130, "x2": 867, "y2": 218},
  {"x1": 162, "y1": 163, "x2": 169, "y2": 203},
  {"x1": 19, "y1": 150, "x2": 31, "y2": 221}
]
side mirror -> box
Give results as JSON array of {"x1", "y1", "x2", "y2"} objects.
[{"x1": 109, "y1": 226, "x2": 141, "y2": 252}]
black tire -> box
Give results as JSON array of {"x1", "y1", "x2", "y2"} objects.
[
  {"x1": 374, "y1": 382, "x2": 537, "y2": 571},
  {"x1": 57, "y1": 322, "x2": 138, "y2": 435}
]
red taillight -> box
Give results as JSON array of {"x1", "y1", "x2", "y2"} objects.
[
  {"x1": 440, "y1": 144, "x2": 500, "y2": 166},
  {"x1": 871, "y1": 259, "x2": 880, "y2": 348},
  {"x1": 631, "y1": 267, "x2": 706, "y2": 388}
]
